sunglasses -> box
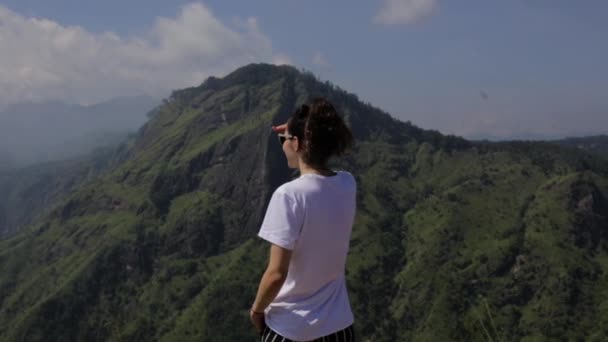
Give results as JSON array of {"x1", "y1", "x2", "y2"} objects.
[{"x1": 277, "y1": 133, "x2": 295, "y2": 145}]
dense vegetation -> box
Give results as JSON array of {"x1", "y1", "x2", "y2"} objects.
[
  {"x1": 0, "y1": 145, "x2": 130, "y2": 236},
  {"x1": 553, "y1": 135, "x2": 608, "y2": 159},
  {"x1": 1, "y1": 64, "x2": 607, "y2": 341}
]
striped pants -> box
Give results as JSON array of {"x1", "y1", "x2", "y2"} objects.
[{"x1": 260, "y1": 325, "x2": 355, "y2": 342}]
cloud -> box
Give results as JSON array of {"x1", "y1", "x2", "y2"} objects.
[
  {"x1": 0, "y1": 3, "x2": 284, "y2": 105},
  {"x1": 373, "y1": 0, "x2": 437, "y2": 25},
  {"x1": 312, "y1": 52, "x2": 329, "y2": 68}
]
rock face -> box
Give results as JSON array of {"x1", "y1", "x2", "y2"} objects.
[{"x1": 0, "y1": 64, "x2": 607, "y2": 341}]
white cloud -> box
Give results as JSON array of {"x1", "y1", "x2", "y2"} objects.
[
  {"x1": 312, "y1": 52, "x2": 329, "y2": 68},
  {"x1": 373, "y1": 0, "x2": 437, "y2": 26},
  {"x1": 0, "y1": 3, "x2": 283, "y2": 105}
]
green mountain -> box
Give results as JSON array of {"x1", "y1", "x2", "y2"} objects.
[
  {"x1": 553, "y1": 135, "x2": 608, "y2": 159},
  {"x1": 0, "y1": 145, "x2": 129, "y2": 237},
  {"x1": 1, "y1": 64, "x2": 608, "y2": 341}
]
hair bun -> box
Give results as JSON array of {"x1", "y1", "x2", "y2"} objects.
[{"x1": 286, "y1": 97, "x2": 353, "y2": 168}]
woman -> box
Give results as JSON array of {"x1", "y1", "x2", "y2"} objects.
[{"x1": 250, "y1": 98, "x2": 356, "y2": 341}]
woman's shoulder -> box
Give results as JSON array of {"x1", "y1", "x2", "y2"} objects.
[
  {"x1": 335, "y1": 170, "x2": 356, "y2": 186},
  {"x1": 275, "y1": 170, "x2": 356, "y2": 195},
  {"x1": 273, "y1": 179, "x2": 305, "y2": 197},
  {"x1": 335, "y1": 170, "x2": 355, "y2": 179}
]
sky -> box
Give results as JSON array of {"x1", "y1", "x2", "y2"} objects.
[{"x1": 0, "y1": 0, "x2": 607, "y2": 139}]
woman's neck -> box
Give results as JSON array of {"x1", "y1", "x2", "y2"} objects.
[{"x1": 299, "y1": 161, "x2": 334, "y2": 176}]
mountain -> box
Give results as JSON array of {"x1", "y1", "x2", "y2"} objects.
[
  {"x1": 0, "y1": 144, "x2": 131, "y2": 237},
  {"x1": 466, "y1": 131, "x2": 559, "y2": 142},
  {"x1": 1, "y1": 64, "x2": 608, "y2": 341},
  {"x1": 467, "y1": 131, "x2": 608, "y2": 142},
  {"x1": 0, "y1": 96, "x2": 158, "y2": 168},
  {"x1": 552, "y1": 135, "x2": 608, "y2": 159}
]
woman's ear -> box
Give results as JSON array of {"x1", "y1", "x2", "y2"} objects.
[{"x1": 293, "y1": 137, "x2": 301, "y2": 152}]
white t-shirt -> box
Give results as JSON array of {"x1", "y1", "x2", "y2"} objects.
[{"x1": 258, "y1": 171, "x2": 356, "y2": 341}]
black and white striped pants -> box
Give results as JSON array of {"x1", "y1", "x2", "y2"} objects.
[{"x1": 260, "y1": 325, "x2": 355, "y2": 342}]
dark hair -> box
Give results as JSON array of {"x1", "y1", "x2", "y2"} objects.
[{"x1": 287, "y1": 98, "x2": 353, "y2": 169}]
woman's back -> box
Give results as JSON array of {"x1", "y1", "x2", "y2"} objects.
[
  {"x1": 250, "y1": 98, "x2": 356, "y2": 341},
  {"x1": 258, "y1": 171, "x2": 356, "y2": 340}
]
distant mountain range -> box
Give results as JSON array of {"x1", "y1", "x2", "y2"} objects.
[
  {"x1": 0, "y1": 96, "x2": 158, "y2": 169},
  {"x1": 468, "y1": 133, "x2": 608, "y2": 160},
  {"x1": 1, "y1": 64, "x2": 607, "y2": 341},
  {"x1": 467, "y1": 131, "x2": 608, "y2": 142},
  {"x1": 552, "y1": 135, "x2": 608, "y2": 159}
]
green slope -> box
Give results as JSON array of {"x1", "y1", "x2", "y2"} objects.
[
  {"x1": 0, "y1": 145, "x2": 128, "y2": 237},
  {"x1": 1, "y1": 64, "x2": 608, "y2": 341}
]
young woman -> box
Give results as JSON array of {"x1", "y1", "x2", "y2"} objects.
[{"x1": 250, "y1": 98, "x2": 356, "y2": 341}]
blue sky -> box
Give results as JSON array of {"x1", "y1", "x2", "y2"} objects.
[{"x1": 1, "y1": 0, "x2": 607, "y2": 139}]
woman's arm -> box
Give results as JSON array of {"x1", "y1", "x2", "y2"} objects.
[
  {"x1": 250, "y1": 244, "x2": 292, "y2": 333},
  {"x1": 251, "y1": 243, "x2": 292, "y2": 312}
]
